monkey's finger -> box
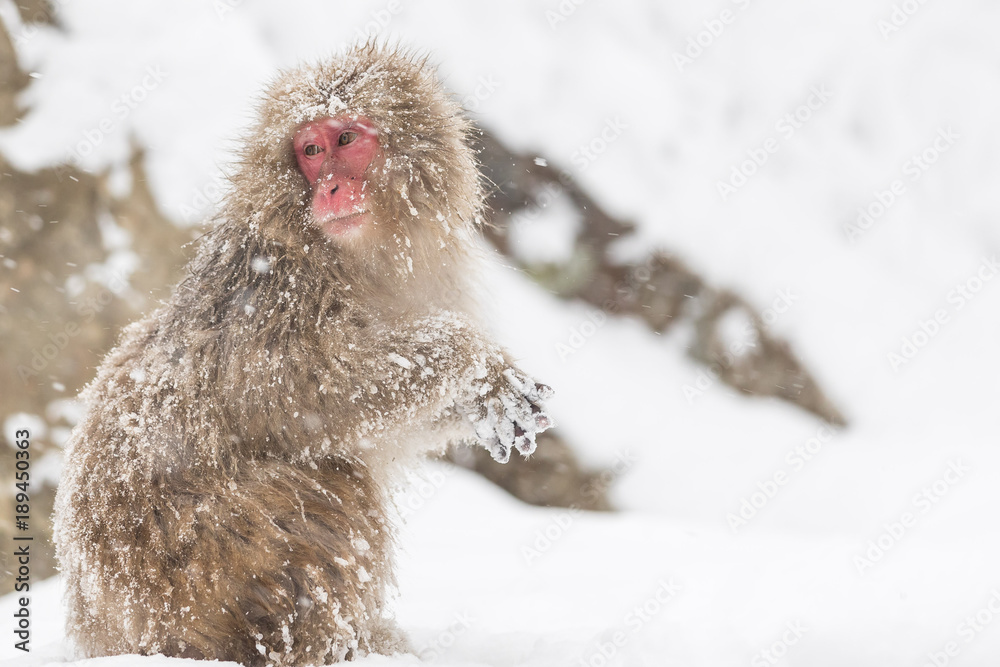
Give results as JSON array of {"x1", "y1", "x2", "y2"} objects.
[
  {"x1": 470, "y1": 396, "x2": 499, "y2": 439},
  {"x1": 529, "y1": 401, "x2": 555, "y2": 432},
  {"x1": 502, "y1": 367, "x2": 535, "y2": 394},
  {"x1": 530, "y1": 382, "x2": 555, "y2": 402},
  {"x1": 472, "y1": 410, "x2": 494, "y2": 441},
  {"x1": 505, "y1": 403, "x2": 539, "y2": 457},
  {"x1": 508, "y1": 396, "x2": 546, "y2": 456},
  {"x1": 513, "y1": 423, "x2": 537, "y2": 457},
  {"x1": 491, "y1": 400, "x2": 517, "y2": 451},
  {"x1": 500, "y1": 390, "x2": 534, "y2": 427},
  {"x1": 488, "y1": 436, "x2": 510, "y2": 464}
]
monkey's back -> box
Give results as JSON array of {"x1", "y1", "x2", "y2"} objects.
[{"x1": 54, "y1": 309, "x2": 398, "y2": 665}]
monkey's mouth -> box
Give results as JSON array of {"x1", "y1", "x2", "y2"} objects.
[{"x1": 317, "y1": 210, "x2": 368, "y2": 237}]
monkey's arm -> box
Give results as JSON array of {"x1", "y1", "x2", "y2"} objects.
[{"x1": 347, "y1": 311, "x2": 553, "y2": 463}]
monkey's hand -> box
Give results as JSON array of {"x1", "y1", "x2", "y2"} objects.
[{"x1": 461, "y1": 365, "x2": 555, "y2": 464}]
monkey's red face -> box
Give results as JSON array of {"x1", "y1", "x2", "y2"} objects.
[{"x1": 293, "y1": 117, "x2": 379, "y2": 238}]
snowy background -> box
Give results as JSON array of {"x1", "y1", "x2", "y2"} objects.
[{"x1": 2, "y1": 0, "x2": 1000, "y2": 665}]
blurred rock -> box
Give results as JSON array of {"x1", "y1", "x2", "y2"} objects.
[
  {"x1": 476, "y1": 129, "x2": 847, "y2": 427},
  {"x1": 446, "y1": 431, "x2": 613, "y2": 512},
  {"x1": 0, "y1": 14, "x2": 29, "y2": 124}
]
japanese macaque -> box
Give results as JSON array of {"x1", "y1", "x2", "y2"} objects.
[{"x1": 53, "y1": 45, "x2": 553, "y2": 666}]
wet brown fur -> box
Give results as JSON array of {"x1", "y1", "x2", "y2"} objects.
[{"x1": 54, "y1": 45, "x2": 550, "y2": 666}]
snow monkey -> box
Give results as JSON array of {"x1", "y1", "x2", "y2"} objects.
[{"x1": 53, "y1": 45, "x2": 553, "y2": 666}]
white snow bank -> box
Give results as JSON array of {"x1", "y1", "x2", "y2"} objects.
[{"x1": 6, "y1": 465, "x2": 1000, "y2": 666}]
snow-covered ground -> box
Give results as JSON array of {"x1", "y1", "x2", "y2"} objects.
[{"x1": 3, "y1": 0, "x2": 1000, "y2": 664}]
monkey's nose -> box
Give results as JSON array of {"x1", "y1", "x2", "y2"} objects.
[{"x1": 329, "y1": 184, "x2": 339, "y2": 196}]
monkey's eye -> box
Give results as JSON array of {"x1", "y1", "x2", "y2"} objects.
[
  {"x1": 303, "y1": 144, "x2": 322, "y2": 157},
  {"x1": 338, "y1": 131, "x2": 358, "y2": 146}
]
